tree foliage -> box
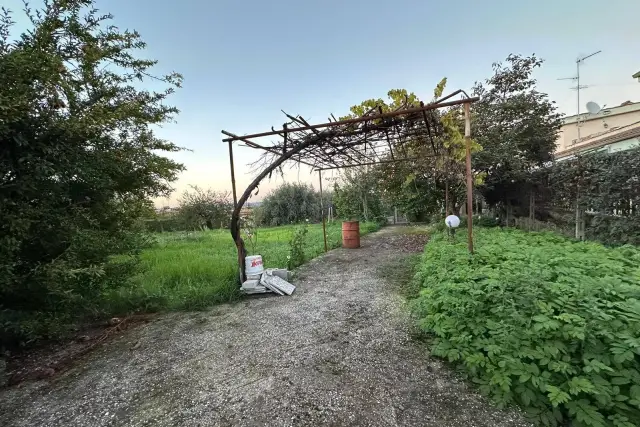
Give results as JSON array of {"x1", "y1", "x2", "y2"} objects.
[
  {"x1": 337, "y1": 82, "x2": 483, "y2": 220},
  {"x1": 332, "y1": 168, "x2": 387, "y2": 223},
  {"x1": 0, "y1": 1, "x2": 183, "y2": 346},
  {"x1": 254, "y1": 183, "x2": 321, "y2": 226},
  {"x1": 472, "y1": 54, "x2": 563, "y2": 212},
  {"x1": 177, "y1": 186, "x2": 233, "y2": 230}
]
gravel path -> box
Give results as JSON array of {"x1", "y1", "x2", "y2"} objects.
[{"x1": 0, "y1": 226, "x2": 531, "y2": 427}]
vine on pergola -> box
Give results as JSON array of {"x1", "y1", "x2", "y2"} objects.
[{"x1": 222, "y1": 90, "x2": 479, "y2": 280}]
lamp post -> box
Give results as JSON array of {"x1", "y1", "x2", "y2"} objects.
[{"x1": 445, "y1": 214, "x2": 461, "y2": 240}]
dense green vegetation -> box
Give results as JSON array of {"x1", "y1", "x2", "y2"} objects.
[
  {"x1": 0, "y1": 2, "x2": 184, "y2": 348},
  {"x1": 412, "y1": 228, "x2": 640, "y2": 427},
  {"x1": 254, "y1": 183, "x2": 324, "y2": 226},
  {"x1": 174, "y1": 186, "x2": 234, "y2": 230},
  {"x1": 472, "y1": 55, "x2": 562, "y2": 212},
  {"x1": 333, "y1": 168, "x2": 389, "y2": 223},
  {"x1": 3, "y1": 221, "x2": 377, "y2": 346},
  {"x1": 545, "y1": 147, "x2": 640, "y2": 246},
  {"x1": 106, "y1": 222, "x2": 379, "y2": 313},
  {"x1": 334, "y1": 80, "x2": 482, "y2": 222},
  {"x1": 143, "y1": 187, "x2": 234, "y2": 233}
]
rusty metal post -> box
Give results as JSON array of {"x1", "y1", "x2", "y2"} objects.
[
  {"x1": 228, "y1": 140, "x2": 238, "y2": 208},
  {"x1": 318, "y1": 170, "x2": 328, "y2": 252},
  {"x1": 464, "y1": 103, "x2": 474, "y2": 254},
  {"x1": 222, "y1": 97, "x2": 480, "y2": 142},
  {"x1": 228, "y1": 140, "x2": 244, "y2": 281}
]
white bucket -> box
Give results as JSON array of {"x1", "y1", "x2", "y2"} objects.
[{"x1": 245, "y1": 255, "x2": 264, "y2": 276}]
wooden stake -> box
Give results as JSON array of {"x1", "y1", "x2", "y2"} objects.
[
  {"x1": 318, "y1": 170, "x2": 328, "y2": 252},
  {"x1": 464, "y1": 103, "x2": 474, "y2": 254},
  {"x1": 228, "y1": 140, "x2": 244, "y2": 282},
  {"x1": 445, "y1": 179, "x2": 449, "y2": 215}
]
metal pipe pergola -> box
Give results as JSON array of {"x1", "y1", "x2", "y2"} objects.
[{"x1": 222, "y1": 91, "x2": 479, "y2": 282}]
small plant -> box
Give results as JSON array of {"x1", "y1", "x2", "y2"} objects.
[
  {"x1": 241, "y1": 214, "x2": 258, "y2": 255},
  {"x1": 287, "y1": 222, "x2": 309, "y2": 270}
]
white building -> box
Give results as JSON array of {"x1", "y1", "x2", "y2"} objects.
[{"x1": 554, "y1": 101, "x2": 640, "y2": 161}]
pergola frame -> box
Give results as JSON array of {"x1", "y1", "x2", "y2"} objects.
[{"x1": 222, "y1": 90, "x2": 479, "y2": 282}]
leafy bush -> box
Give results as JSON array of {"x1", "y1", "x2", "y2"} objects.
[
  {"x1": 413, "y1": 228, "x2": 640, "y2": 427},
  {"x1": 287, "y1": 222, "x2": 309, "y2": 270},
  {"x1": 254, "y1": 183, "x2": 321, "y2": 226},
  {"x1": 176, "y1": 186, "x2": 233, "y2": 230},
  {"x1": 0, "y1": 2, "x2": 183, "y2": 347},
  {"x1": 474, "y1": 215, "x2": 500, "y2": 228},
  {"x1": 333, "y1": 179, "x2": 388, "y2": 224},
  {"x1": 586, "y1": 213, "x2": 640, "y2": 248},
  {"x1": 541, "y1": 146, "x2": 640, "y2": 247}
]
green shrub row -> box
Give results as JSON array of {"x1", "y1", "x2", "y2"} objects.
[
  {"x1": 412, "y1": 228, "x2": 640, "y2": 427},
  {"x1": 143, "y1": 217, "x2": 189, "y2": 233}
]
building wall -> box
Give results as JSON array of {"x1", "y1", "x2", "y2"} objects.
[
  {"x1": 556, "y1": 106, "x2": 640, "y2": 152},
  {"x1": 555, "y1": 137, "x2": 640, "y2": 162}
]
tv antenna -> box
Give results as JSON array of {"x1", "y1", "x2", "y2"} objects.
[{"x1": 558, "y1": 50, "x2": 602, "y2": 143}]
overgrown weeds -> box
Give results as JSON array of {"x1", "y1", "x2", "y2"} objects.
[
  {"x1": 107, "y1": 222, "x2": 380, "y2": 315},
  {"x1": 3, "y1": 222, "x2": 379, "y2": 349},
  {"x1": 412, "y1": 228, "x2": 640, "y2": 427},
  {"x1": 287, "y1": 222, "x2": 309, "y2": 270}
]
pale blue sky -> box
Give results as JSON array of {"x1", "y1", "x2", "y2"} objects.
[{"x1": 5, "y1": 0, "x2": 640, "y2": 205}]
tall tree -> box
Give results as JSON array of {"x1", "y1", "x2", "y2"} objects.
[
  {"x1": 471, "y1": 54, "x2": 563, "y2": 220},
  {"x1": 339, "y1": 82, "x2": 482, "y2": 220},
  {"x1": 0, "y1": 0, "x2": 184, "y2": 345},
  {"x1": 177, "y1": 186, "x2": 233, "y2": 230},
  {"x1": 255, "y1": 183, "x2": 321, "y2": 226},
  {"x1": 333, "y1": 168, "x2": 388, "y2": 223}
]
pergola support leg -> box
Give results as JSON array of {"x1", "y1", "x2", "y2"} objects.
[
  {"x1": 228, "y1": 140, "x2": 245, "y2": 282},
  {"x1": 222, "y1": 91, "x2": 481, "y2": 274},
  {"x1": 318, "y1": 170, "x2": 328, "y2": 252},
  {"x1": 464, "y1": 102, "x2": 474, "y2": 254}
]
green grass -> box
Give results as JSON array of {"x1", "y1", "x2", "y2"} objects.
[{"x1": 104, "y1": 221, "x2": 380, "y2": 314}]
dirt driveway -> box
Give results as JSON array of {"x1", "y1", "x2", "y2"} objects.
[{"x1": 0, "y1": 226, "x2": 530, "y2": 426}]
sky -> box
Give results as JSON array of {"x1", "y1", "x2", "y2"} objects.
[{"x1": 5, "y1": 0, "x2": 640, "y2": 206}]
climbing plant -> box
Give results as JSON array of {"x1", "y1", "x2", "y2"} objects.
[{"x1": 337, "y1": 80, "x2": 483, "y2": 220}]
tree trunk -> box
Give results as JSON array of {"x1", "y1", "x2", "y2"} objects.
[
  {"x1": 363, "y1": 194, "x2": 368, "y2": 221},
  {"x1": 529, "y1": 191, "x2": 535, "y2": 231},
  {"x1": 445, "y1": 179, "x2": 449, "y2": 215}
]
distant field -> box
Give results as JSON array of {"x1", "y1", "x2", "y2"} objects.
[{"x1": 105, "y1": 222, "x2": 380, "y2": 314}]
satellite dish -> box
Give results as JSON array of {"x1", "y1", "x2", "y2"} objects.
[{"x1": 586, "y1": 101, "x2": 601, "y2": 115}]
